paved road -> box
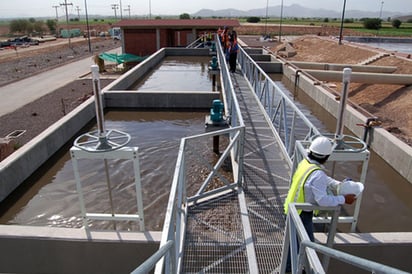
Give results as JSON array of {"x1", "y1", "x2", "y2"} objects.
[{"x1": 0, "y1": 47, "x2": 121, "y2": 117}]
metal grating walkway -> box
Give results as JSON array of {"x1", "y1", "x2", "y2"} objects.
[{"x1": 182, "y1": 66, "x2": 291, "y2": 273}]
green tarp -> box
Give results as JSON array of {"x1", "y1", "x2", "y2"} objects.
[{"x1": 99, "y1": 52, "x2": 146, "y2": 64}]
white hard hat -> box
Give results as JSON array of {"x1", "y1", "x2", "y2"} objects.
[{"x1": 309, "y1": 136, "x2": 334, "y2": 156}]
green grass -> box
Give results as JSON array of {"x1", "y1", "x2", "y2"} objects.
[{"x1": 241, "y1": 18, "x2": 412, "y2": 37}]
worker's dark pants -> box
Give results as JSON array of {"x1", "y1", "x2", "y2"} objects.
[
  {"x1": 229, "y1": 52, "x2": 237, "y2": 72},
  {"x1": 286, "y1": 211, "x2": 314, "y2": 272}
]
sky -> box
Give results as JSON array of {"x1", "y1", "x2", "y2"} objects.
[{"x1": 0, "y1": 0, "x2": 410, "y2": 18}]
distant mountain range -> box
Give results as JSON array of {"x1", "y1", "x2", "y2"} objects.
[{"x1": 193, "y1": 4, "x2": 409, "y2": 19}]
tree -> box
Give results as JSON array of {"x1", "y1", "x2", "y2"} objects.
[
  {"x1": 362, "y1": 18, "x2": 382, "y2": 30},
  {"x1": 179, "y1": 13, "x2": 190, "y2": 19},
  {"x1": 46, "y1": 20, "x2": 57, "y2": 34},
  {"x1": 9, "y1": 19, "x2": 30, "y2": 34},
  {"x1": 391, "y1": 19, "x2": 402, "y2": 28},
  {"x1": 246, "y1": 16, "x2": 260, "y2": 23},
  {"x1": 33, "y1": 20, "x2": 45, "y2": 34}
]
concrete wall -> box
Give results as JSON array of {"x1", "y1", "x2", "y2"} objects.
[
  {"x1": 105, "y1": 91, "x2": 219, "y2": 109},
  {"x1": 316, "y1": 232, "x2": 412, "y2": 273},
  {"x1": 0, "y1": 225, "x2": 161, "y2": 274},
  {"x1": 282, "y1": 63, "x2": 412, "y2": 184},
  {"x1": 124, "y1": 29, "x2": 157, "y2": 56},
  {"x1": 0, "y1": 48, "x2": 222, "y2": 203},
  {"x1": 105, "y1": 48, "x2": 166, "y2": 91},
  {"x1": 0, "y1": 98, "x2": 96, "y2": 202}
]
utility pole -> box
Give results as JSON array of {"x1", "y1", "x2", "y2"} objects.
[
  {"x1": 60, "y1": 0, "x2": 73, "y2": 48},
  {"x1": 76, "y1": 6, "x2": 81, "y2": 21},
  {"x1": 124, "y1": 5, "x2": 131, "y2": 19},
  {"x1": 111, "y1": 4, "x2": 119, "y2": 20},
  {"x1": 278, "y1": 0, "x2": 284, "y2": 42},
  {"x1": 119, "y1": 0, "x2": 123, "y2": 19},
  {"x1": 84, "y1": 0, "x2": 91, "y2": 53},
  {"x1": 52, "y1": 5, "x2": 60, "y2": 21},
  {"x1": 338, "y1": 0, "x2": 347, "y2": 45},
  {"x1": 149, "y1": 0, "x2": 151, "y2": 19}
]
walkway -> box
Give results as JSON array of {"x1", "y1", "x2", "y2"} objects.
[
  {"x1": 0, "y1": 47, "x2": 121, "y2": 117},
  {"x1": 182, "y1": 65, "x2": 291, "y2": 273}
]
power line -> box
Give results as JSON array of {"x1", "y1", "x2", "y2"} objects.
[
  {"x1": 75, "y1": 6, "x2": 81, "y2": 20},
  {"x1": 124, "y1": 5, "x2": 131, "y2": 19},
  {"x1": 52, "y1": 5, "x2": 60, "y2": 21},
  {"x1": 111, "y1": 4, "x2": 119, "y2": 20},
  {"x1": 60, "y1": 0, "x2": 73, "y2": 48}
]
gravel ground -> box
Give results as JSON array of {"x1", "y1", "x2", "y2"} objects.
[
  {"x1": 0, "y1": 38, "x2": 119, "y2": 149},
  {"x1": 0, "y1": 37, "x2": 120, "y2": 87}
]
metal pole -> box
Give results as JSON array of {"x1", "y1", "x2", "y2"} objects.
[
  {"x1": 91, "y1": 65, "x2": 116, "y2": 229},
  {"x1": 119, "y1": 0, "x2": 123, "y2": 19},
  {"x1": 60, "y1": 0, "x2": 73, "y2": 48},
  {"x1": 52, "y1": 5, "x2": 59, "y2": 21},
  {"x1": 335, "y1": 68, "x2": 351, "y2": 146},
  {"x1": 338, "y1": 0, "x2": 347, "y2": 45},
  {"x1": 84, "y1": 0, "x2": 91, "y2": 53},
  {"x1": 278, "y1": 0, "x2": 284, "y2": 42},
  {"x1": 264, "y1": 0, "x2": 269, "y2": 37},
  {"x1": 91, "y1": 65, "x2": 105, "y2": 136}
]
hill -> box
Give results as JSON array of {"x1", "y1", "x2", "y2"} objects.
[{"x1": 193, "y1": 4, "x2": 408, "y2": 19}]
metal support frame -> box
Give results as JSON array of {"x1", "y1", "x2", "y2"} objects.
[
  {"x1": 294, "y1": 138, "x2": 369, "y2": 232},
  {"x1": 70, "y1": 146, "x2": 145, "y2": 231},
  {"x1": 238, "y1": 46, "x2": 321, "y2": 168},
  {"x1": 150, "y1": 33, "x2": 246, "y2": 274}
]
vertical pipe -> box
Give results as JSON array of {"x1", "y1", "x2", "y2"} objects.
[
  {"x1": 335, "y1": 68, "x2": 351, "y2": 144},
  {"x1": 91, "y1": 65, "x2": 105, "y2": 136},
  {"x1": 339, "y1": 0, "x2": 347, "y2": 45}
]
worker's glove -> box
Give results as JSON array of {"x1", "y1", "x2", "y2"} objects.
[{"x1": 344, "y1": 194, "x2": 357, "y2": 205}]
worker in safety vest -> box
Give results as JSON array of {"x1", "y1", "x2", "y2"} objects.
[
  {"x1": 228, "y1": 30, "x2": 239, "y2": 73},
  {"x1": 284, "y1": 136, "x2": 357, "y2": 241}
]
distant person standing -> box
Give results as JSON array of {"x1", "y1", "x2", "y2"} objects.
[{"x1": 228, "y1": 30, "x2": 239, "y2": 73}]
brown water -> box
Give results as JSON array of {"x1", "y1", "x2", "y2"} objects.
[
  {"x1": 1, "y1": 64, "x2": 411, "y2": 234},
  {"x1": 280, "y1": 76, "x2": 412, "y2": 233},
  {"x1": 129, "y1": 56, "x2": 219, "y2": 91},
  {"x1": 0, "y1": 111, "x2": 208, "y2": 231}
]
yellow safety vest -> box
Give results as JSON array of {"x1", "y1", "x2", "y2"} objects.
[{"x1": 284, "y1": 159, "x2": 321, "y2": 215}]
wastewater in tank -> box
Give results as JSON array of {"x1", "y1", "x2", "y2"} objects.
[
  {"x1": 129, "y1": 56, "x2": 220, "y2": 91},
  {"x1": 0, "y1": 110, "x2": 209, "y2": 231},
  {"x1": 276, "y1": 74, "x2": 412, "y2": 233}
]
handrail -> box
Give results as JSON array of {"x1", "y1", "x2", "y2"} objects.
[
  {"x1": 130, "y1": 240, "x2": 175, "y2": 274},
  {"x1": 299, "y1": 240, "x2": 410, "y2": 274},
  {"x1": 282, "y1": 203, "x2": 408, "y2": 274},
  {"x1": 150, "y1": 34, "x2": 245, "y2": 274},
  {"x1": 238, "y1": 46, "x2": 320, "y2": 167}
]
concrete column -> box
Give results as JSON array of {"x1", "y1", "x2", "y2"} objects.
[{"x1": 156, "y1": 28, "x2": 160, "y2": 50}]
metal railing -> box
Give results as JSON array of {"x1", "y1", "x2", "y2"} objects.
[
  {"x1": 238, "y1": 46, "x2": 321, "y2": 167},
  {"x1": 130, "y1": 34, "x2": 246, "y2": 274},
  {"x1": 281, "y1": 203, "x2": 409, "y2": 274}
]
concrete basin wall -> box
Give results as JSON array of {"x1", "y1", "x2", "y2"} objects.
[
  {"x1": 0, "y1": 48, "x2": 222, "y2": 203},
  {"x1": 316, "y1": 232, "x2": 412, "y2": 273},
  {"x1": 0, "y1": 97, "x2": 97, "y2": 202},
  {"x1": 105, "y1": 91, "x2": 219, "y2": 109},
  {"x1": 282, "y1": 63, "x2": 412, "y2": 183},
  {"x1": 0, "y1": 225, "x2": 161, "y2": 274}
]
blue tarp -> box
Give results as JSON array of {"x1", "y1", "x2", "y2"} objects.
[{"x1": 99, "y1": 52, "x2": 146, "y2": 64}]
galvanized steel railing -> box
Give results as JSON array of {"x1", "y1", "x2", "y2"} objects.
[
  {"x1": 282, "y1": 203, "x2": 409, "y2": 274},
  {"x1": 238, "y1": 46, "x2": 320, "y2": 167},
  {"x1": 133, "y1": 36, "x2": 246, "y2": 274}
]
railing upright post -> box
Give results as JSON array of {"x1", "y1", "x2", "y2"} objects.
[{"x1": 322, "y1": 206, "x2": 340, "y2": 271}]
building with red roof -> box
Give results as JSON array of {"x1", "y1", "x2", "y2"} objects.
[{"x1": 115, "y1": 19, "x2": 239, "y2": 56}]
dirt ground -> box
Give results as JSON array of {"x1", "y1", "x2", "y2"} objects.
[{"x1": 272, "y1": 36, "x2": 412, "y2": 146}]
